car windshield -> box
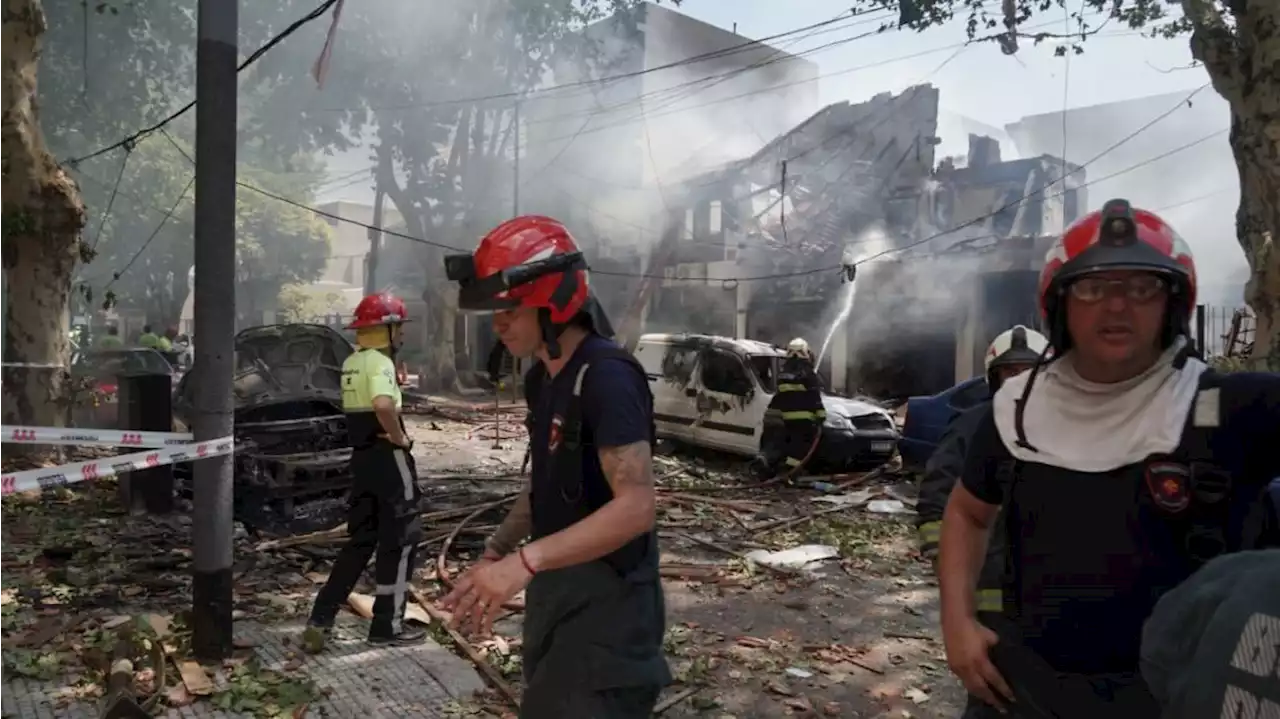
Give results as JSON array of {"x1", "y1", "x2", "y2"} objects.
[
  {"x1": 77, "y1": 349, "x2": 173, "y2": 377},
  {"x1": 748, "y1": 355, "x2": 777, "y2": 393}
]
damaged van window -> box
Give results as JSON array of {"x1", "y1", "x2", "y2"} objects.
[
  {"x1": 661, "y1": 346, "x2": 698, "y2": 385},
  {"x1": 749, "y1": 355, "x2": 777, "y2": 393},
  {"x1": 701, "y1": 351, "x2": 752, "y2": 397}
]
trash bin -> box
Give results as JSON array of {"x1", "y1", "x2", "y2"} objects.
[{"x1": 116, "y1": 371, "x2": 174, "y2": 514}]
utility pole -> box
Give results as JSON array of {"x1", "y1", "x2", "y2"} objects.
[
  {"x1": 365, "y1": 184, "x2": 384, "y2": 295},
  {"x1": 512, "y1": 98, "x2": 520, "y2": 216},
  {"x1": 494, "y1": 98, "x2": 520, "y2": 450},
  {"x1": 191, "y1": 0, "x2": 238, "y2": 661}
]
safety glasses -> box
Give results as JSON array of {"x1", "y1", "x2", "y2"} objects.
[{"x1": 1068, "y1": 274, "x2": 1168, "y2": 304}]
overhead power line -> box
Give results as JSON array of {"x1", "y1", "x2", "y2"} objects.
[
  {"x1": 314, "y1": 7, "x2": 896, "y2": 114},
  {"x1": 104, "y1": 176, "x2": 196, "y2": 291},
  {"x1": 64, "y1": 0, "x2": 342, "y2": 167}
]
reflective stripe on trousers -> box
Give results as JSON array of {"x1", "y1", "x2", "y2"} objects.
[{"x1": 373, "y1": 448, "x2": 418, "y2": 634}]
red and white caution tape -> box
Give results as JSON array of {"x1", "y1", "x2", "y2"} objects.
[
  {"x1": 2, "y1": 425, "x2": 194, "y2": 449},
  {"x1": 1, "y1": 436, "x2": 235, "y2": 496}
]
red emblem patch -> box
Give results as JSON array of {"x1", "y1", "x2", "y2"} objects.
[
  {"x1": 548, "y1": 415, "x2": 564, "y2": 454},
  {"x1": 1145, "y1": 461, "x2": 1191, "y2": 513}
]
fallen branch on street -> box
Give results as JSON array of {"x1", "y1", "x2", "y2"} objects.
[
  {"x1": 436, "y1": 495, "x2": 524, "y2": 612},
  {"x1": 409, "y1": 587, "x2": 521, "y2": 708},
  {"x1": 654, "y1": 685, "x2": 702, "y2": 714}
]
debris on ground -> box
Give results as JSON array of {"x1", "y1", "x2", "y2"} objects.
[{"x1": 2, "y1": 394, "x2": 964, "y2": 718}]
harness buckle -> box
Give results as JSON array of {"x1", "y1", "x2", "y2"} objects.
[{"x1": 1189, "y1": 462, "x2": 1231, "y2": 503}]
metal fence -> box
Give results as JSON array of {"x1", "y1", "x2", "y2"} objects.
[{"x1": 1193, "y1": 304, "x2": 1254, "y2": 358}]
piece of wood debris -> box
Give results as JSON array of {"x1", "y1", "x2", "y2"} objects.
[
  {"x1": 653, "y1": 685, "x2": 701, "y2": 714},
  {"x1": 176, "y1": 661, "x2": 214, "y2": 696},
  {"x1": 409, "y1": 587, "x2": 520, "y2": 707},
  {"x1": 346, "y1": 592, "x2": 431, "y2": 626}
]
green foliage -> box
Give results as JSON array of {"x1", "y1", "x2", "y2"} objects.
[
  {"x1": 211, "y1": 657, "x2": 319, "y2": 717},
  {"x1": 40, "y1": 1, "x2": 337, "y2": 325},
  {"x1": 877, "y1": 0, "x2": 1194, "y2": 50},
  {"x1": 233, "y1": 161, "x2": 335, "y2": 323},
  {"x1": 38, "y1": 0, "x2": 669, "y2": 336},
  {"x1": 276, "y1": 285, "x2": 346, "y2": 323}
]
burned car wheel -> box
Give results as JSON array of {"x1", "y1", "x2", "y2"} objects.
[{"x1": 175, "y1": 323, "x2": 356, "y2": 535}]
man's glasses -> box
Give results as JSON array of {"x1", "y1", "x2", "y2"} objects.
[{"x1": 1068, "y1": 275, "x2": 1168, "y2": 304}]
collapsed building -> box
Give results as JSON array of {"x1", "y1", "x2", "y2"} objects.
[{"x1": 634, "y1": 84, "x2": 1085, "y2": 399}]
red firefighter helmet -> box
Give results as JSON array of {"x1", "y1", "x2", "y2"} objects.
[
  {"x1": 347, "y1": 292, "x2": 409, "y2": 329},
  {"x1": 1038, "y1": 198, "x2": 1197, "y2": 350},
  {"x1": 457, "y1": 215, "x2": 589, "y2": 324}
]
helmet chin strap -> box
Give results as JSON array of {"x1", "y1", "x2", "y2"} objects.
[{"x1": 539, "y1": 309, "x2": 565, "y2": 360}]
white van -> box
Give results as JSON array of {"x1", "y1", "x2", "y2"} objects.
[{"x1": 634, "y1": 333, "x2": 898, "y2": 469}]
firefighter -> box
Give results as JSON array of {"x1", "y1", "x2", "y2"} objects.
[
  {"x1": 937, "y1": 199, "x2": 1280, "y2": 717},
  {"x1": 915, "y1": 325, "x2": 1048, "y2": 604},
  {"x1": 305, "y1": 292, "x2": 425, "y2": 646},
  {"x1": 440, "y1": 215, "x2": 670, "y2": 717},
  {"x1": 917, "y1": 325, "x2": 1049, "y2": 719},
  {"x1": 1140, "y1": 549, "x2": 1280, "y2": 719},
  {"x1": 760, "y1": 337, "x2": 826, "y2": 479}
]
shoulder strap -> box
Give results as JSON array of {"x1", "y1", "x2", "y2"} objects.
[
  {"x1": 563, "y1": 343, "x2": 655, "y2": 452},
  {"x1": 1172, "y1": 369, "x2": 1233, "y2": 567}
]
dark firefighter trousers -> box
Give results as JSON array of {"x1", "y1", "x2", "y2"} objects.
[
  {"x1": 310, "y1": 444, "x2": 423, "y2": 638},
  {"x1": 519, "y1": 561, "x2": 669, "y2": 718},
  {"x1": 959, "y1": 615, "x2": 1160, "y2": 719},
  {"x1": 767, "y1": 418, "x2": 820, "y2": 474}
]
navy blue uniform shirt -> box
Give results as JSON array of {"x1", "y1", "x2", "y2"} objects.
[
  {"x1": 528, "y1": 335, "x2": 653, "y2": 531},
  {"x1": 958, "y1": 370, "x2": 1280, "y2": 672}
]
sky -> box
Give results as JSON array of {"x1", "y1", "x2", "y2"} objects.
[{"x1": 677, "y1": 0, "x2": 1209, "y2": 126}]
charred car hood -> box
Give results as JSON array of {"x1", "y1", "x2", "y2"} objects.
[
  {"x1": 821, "y1": 394, "x2": 888, "y2": 420},
  {"x1": 176, "y1": 324, "x2": 353, "y2": 412}
]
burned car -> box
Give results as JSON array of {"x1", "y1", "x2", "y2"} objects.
[
  {"x1": 175, "y1": 324, "x2": 354, "y2": 532},
  {"x1": 634, "y1": 333, "x2": 898, "y2": 474}
]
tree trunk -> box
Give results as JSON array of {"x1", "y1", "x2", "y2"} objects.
[
  {"x1": 1232, "y1": 107, "x2": 1279, "y2": 369},
  {"x1": 2, "y1": 0, "x2": 87, "y2": 443},
  {"x1": 1184, "y1": 0, "x2": 1280, "y2": 369},
  {"x1": 378, "y1": 162, "x2": 459, "y2": 393}
]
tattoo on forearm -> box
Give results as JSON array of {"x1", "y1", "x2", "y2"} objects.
[{"x1": 599, "y1": 440, "x2": 654, "y2": 492}]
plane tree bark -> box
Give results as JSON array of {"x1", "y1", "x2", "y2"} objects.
[
  {"x1": 1180, "y1": 0, "x2": 1279, "y2": 369},
  {"x1": 2, "y1": 0, "x2": 87, "y2": 440}
]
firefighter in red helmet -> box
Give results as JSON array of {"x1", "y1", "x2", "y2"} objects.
[
  {"x1": 305, "y1": 292, "x2": 425, "y2": 647},
  {"x1": 440, "y1": 216, "x2": 670, "y2": 717},
  {"x1": 937, "y1": 199, "x2": 1280, "y2": 718}
]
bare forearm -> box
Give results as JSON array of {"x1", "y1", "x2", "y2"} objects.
[
  {"x1": 938, "y1": 493, "x2": 993, "y2": 624},
  {"x1": 522, "y1": 493, "x2": 654, "y2": 571},
  {"x1": 485, "y1": 485, "x2": 532, "y2": 557},
  {"x1": 373, "y1": 402, "x2": 406, "y2": 443},
  {"x1": 523, "y1": 440, "x2": 656, "y2": 572}
]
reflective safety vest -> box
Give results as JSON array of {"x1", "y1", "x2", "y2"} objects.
[{"x1": 341, "y1": 347, "x2": 403, "y2": 449}]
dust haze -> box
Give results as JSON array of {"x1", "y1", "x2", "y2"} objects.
[{"x1": 54, "y1": 0, "x2": 1246, "y2": 356}]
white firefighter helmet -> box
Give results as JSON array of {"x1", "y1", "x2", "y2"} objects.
[
  {"x1": 786, "y1": 337, "x2": 812, "y2": 360},
  {"x1": 984, "y1": 325, "x2": 1050, "y2": 383}
]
